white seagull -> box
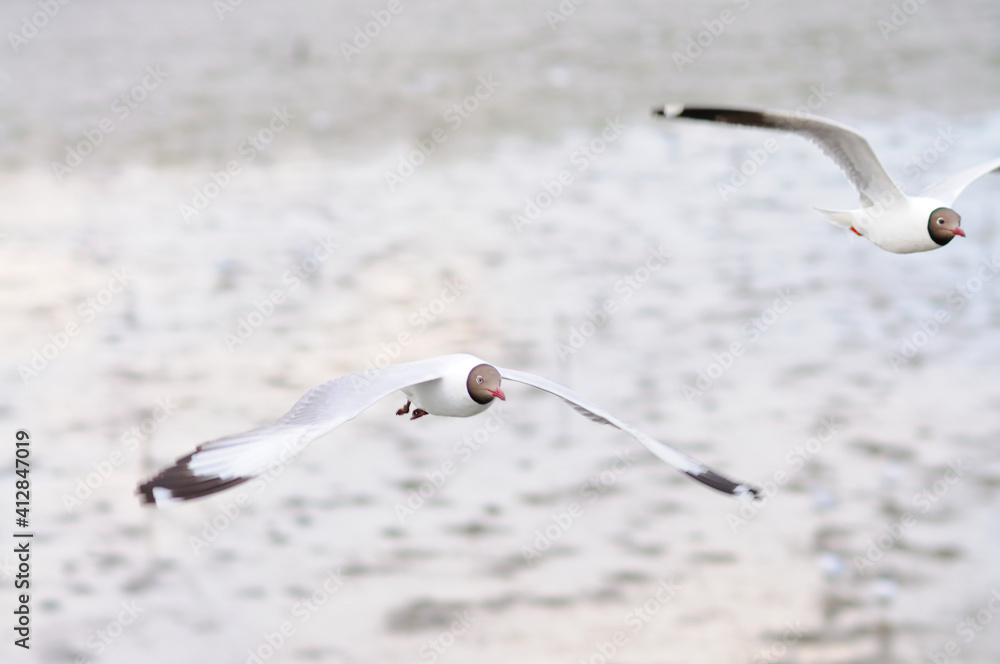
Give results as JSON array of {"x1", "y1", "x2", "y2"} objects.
[
  {"x1": 137, "y1": 354, "x2": 758, "y2": 506},
  {"x1": 654, "y1": 104, "x2": 1000, "y2": 254}
]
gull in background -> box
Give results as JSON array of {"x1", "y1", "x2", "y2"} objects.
[
  {"x1": 137, "y1": 353, "x2": 759, "y2": 506},
  {"x1": 654, "y1": 104, "x2": 1000, "y2": 254}
]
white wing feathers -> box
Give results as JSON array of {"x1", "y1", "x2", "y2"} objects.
[
  {"x1": 137, "y1": 359, "x2": 449, "y2": 506},
  {"x1": 498, "y1": 367, "x2": 759, "y2": 499},
  {"x1": 920, "y1": 155, "x2": 1000, "y2": 206}
]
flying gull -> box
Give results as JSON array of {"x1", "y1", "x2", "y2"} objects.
[
  {"x1": 137, "y1": 354, "x2": 759, "y2": 505},
  {"x1": 654, "y1": 104, "x2": 1000, "y2": 253}
]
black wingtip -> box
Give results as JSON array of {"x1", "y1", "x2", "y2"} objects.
[
  {"x1": 686, "y1": 469, "x2": 760, "y2": 500},
  {"x1": 661, "y1": 106, "x2": 796, "y2": 134},
  {"x1": 136, "y1": 481, "x2": 157, "y2": 505},
  {"x1": 137, "y1": 455, "x2": 252, "y2": 506}
]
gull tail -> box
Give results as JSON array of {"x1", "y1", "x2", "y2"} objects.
[{"x1": 813, "y1": 207, "x2": 856, "y2": 229}]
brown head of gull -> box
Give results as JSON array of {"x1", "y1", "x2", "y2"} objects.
[
  {"x1": 927, "y1": 207, "x2": 965, "y2": 246},
  {"x1": 467, "y1": 363, "x2": 506, "y2": 404}
]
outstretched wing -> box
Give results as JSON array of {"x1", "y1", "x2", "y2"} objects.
[
  {"x1": 920, "y1": 155, "x2": 1000, "y2": 206},
  {"x1": 137, "y1": 357, "x2": 455, "y2": 506},
  {"x1": 497, "y1": 367, "x2": 759, "y2": 499},
  {"x1": 655, "y1": 104, "x2": 904, "y2": 207}
]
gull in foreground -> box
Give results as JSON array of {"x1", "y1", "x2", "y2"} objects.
[
  {"x1": 137, "y1": 354, "x2": 759, "y2": 506},
  {"x1": 654, "y1": 104, "x2": 1000, "y2": 254}
]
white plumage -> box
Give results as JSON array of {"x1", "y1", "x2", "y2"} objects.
[{"x1": 137, "y1": 354, "x2": 758, "y2": 506}]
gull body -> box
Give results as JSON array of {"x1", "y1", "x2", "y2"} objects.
[
  {"x1": 137, "y1": 353, "x2": 758, "y2": 506},
  {"x1": 822, "y1": 195, "x2": 949, "y2": 254},
  {"x1": 400, "y1": 354, "x2": 496, "y2": 418},
  {"x1": 655, "y1": 104, "x2": 1000, "y2": 254}
]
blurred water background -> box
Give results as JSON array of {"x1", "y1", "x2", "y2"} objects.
[{"x1": 3, "y1": 1, "x2": 1000, "y2": 662}]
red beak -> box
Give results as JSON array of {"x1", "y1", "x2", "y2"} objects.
[
  {"x1": 488, "y1": 388, "x2": 506, "y2": 401},
  {"x1": 953, "y1": 228, "x2": 966, "y2": 237}
]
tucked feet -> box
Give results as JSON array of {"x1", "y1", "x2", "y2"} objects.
[
  {"x1": 410, "y1": 408, "x2": 429, "y2": 420},
  {"x1": 396, "y1": 401, "x2": 411, "y2": 416}
]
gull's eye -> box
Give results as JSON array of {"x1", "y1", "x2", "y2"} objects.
[
  {"x1": 476, "y1": 376, "x2": 484, "y2": 384},
  {"x1": 936, "y1": 218, "x2": 945, "y2": 225}
]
